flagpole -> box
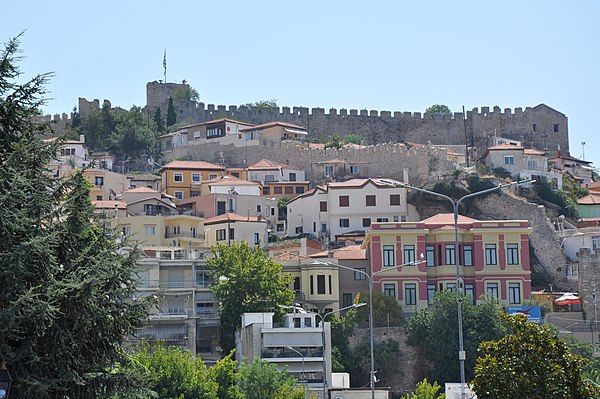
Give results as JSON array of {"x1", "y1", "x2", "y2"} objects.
[{"x1": 163, "y1": 48, "x2": 167, "y2": 83}]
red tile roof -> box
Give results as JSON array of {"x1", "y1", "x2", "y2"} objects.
[
  {"x1": 159, "y1": 160, "x2": 225, "y2": 171},
  {"x1": 247, "y1": 159, "x2": 290, "y2": 170},
  {"x1": 239, "y1": 121, "x2": 306, "y2": 132},
  {"x1": 577, "y1": 194, "x2": 600, "y2": 205},
  {"x1": 311, "y1": 244, "x2": 367, "y2": 260},
  {"x1": 204, "y1": 213, "x2": 266, "y2": 225},
  {"x1": 122, "y1": 186, "x2": 159, "y2": 194},
  {"x1": 92, "y1": 200, "x2": 127, "y2": 209},
  {"x1": 421, "y1": 213, "x2": 479, "y2": 224}
]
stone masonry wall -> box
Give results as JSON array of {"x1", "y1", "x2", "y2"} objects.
[
  {"x1": 578, "y1": 248, "x2": 600, "y2": 321},
  {"x1": 145, "y1": 81, "x2": 569, "y2": 154},
  {"x1": 164, "y1": 141, "x2": 454, "y2": 186},
  {"x1": 349, "y1": 326, "x2": 425, "y2": 397},
  {"x1": 475, "y1": 191, "x2": 572, "y2": 290}
]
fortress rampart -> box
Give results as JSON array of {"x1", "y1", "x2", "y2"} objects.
[{"x1": 146, "y1": 81, "x2": 570, "y2": 154}]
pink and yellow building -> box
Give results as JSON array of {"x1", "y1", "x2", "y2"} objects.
[{"x1": 364, "y1": 213, "x2": 532, "y2": 313}]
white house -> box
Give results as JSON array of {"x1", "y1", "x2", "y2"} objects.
[{"x1": 286, "y1": 178, "x2": 419, "y2": 242}]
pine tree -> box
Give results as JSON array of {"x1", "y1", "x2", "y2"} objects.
[{"x1": 0, "y1": 35, "x2": 153, "y2": 398}]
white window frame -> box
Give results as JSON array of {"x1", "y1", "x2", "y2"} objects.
[
  {"x1": 174, "y1": 191, "x2": 184, "y2": 200},
  {"x1": 191, "y1": 173, "x2": 201, "y2": 182},
  {"x1": 506, "y1": 243, "x2": 519, "y2": 265},
  {"x1": 383, "y1": 245, "x2": 395, "y2": 267},
  {"x1": 174, "y1": 172, "x2": 183, "y2": 182},
  {"x1": 503, "y1": 155, "x2": 514, "y2": 165}
]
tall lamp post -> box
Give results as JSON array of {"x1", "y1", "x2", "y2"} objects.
[
  {"x1": 0, "y1": 361, "x2": 11, "y2": 399},
  {"x1": 381, "y1": 178, "x2": 533, "y2": 398},
  {"x1": 313, "y1": 257, "x2": 425, "y2": 399},
  {"x1": 317, "y1": 302, "x2": 366, "y2": 399}
]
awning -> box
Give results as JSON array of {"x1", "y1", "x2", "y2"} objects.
[
  {"x1": 554, "y1": 294, "x2": 581, "y2": 305},
  {"x1": 284, "y1": 128, "x2": 308, "y2": 135}
]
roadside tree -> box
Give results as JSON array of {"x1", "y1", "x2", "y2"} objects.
[
  {"x1": 472, "y1": 313, "x2": 600, "y2": 399},
  {"x1": 207, "y1": 242, "x2": 295, "y2": 354}
]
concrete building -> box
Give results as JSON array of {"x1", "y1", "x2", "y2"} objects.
[
  {"x1": 46, "y1": 136, "x2": 90, "y2": 178},
  {"x1": 127, "y1": 173, "x2": 162, "y2": 191},
  {"x1": 286, "y1": 177, "x2": 419, "y2": 243},
  {"x1": 83, "y1": 168, "x2": 130, "y2": 201},
  {"x1": 312, "y1": 158, "x2": 369, "y2": 183},
  {"x1": 236, "y1": 311, "x2": 329, "y2": 398},
  {"x1": 132, "y1": 247, "x2": 220, "y2": 363},
  {"x1": 203, "y1": 213, "x2": 268, "y2": 249},
  {"x1": 363, "y1": 213, "x2": 533, "y2": 314},
  {"x1": 548, "y1": 153, "x2": 594, "y2": 184},
  {"x1": 239, "y1": 121, "x2": 308, "y2": 143},
  {"x1": 478, "y1": 144, "x2": 562, "y2": 188},
  {"x1": 111, "y1": 214, "x2": 206, "y2": 252},
  {"x1": 576, "y1": 194, "x2": 600, "y2": 219},
  {"x1": 159, "y1": 160, "x2": 226, "y2": 200},
  {"x1": 247, "y1": 159, "x2": 310, "y2": 199},
  {"x1": 273, "y1": 252, "x2": 340, "y2": 313}
]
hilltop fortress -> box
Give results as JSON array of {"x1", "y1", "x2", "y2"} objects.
[{"x1": 145, "y1": 81, "x2": 570, "y2": 155}]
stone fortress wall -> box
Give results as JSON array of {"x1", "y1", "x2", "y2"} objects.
[
  {"x1": 475, "y1": 190, "x2": 571, "y2": 290},
  {"x1": 146, "y1": 81, "x2": 570, "y2": 155},
  {"x1": 165, "y1": 140, "x2": 453, "y2": 186}
]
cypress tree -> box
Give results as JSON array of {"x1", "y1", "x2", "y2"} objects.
[{"x1": 166, "y1": 96, "x2": 176, "y2": 127}]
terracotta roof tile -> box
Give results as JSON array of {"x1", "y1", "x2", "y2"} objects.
[
  {"x1": 92, "y1": 200, "x2": 127, "y2": 209},
  {"x1": 122, "y1": 186, "x2": 159, "y2": 194},
  {"x1": 577, "y1": 194, "x2": 600, "y2": 205},
  {"x1": 159, "y1": 160, "x2": 225, "y2": 171},
  {"x1": 239, "y1": 121, "x2": 306, "y2": 132},
  {"x1": 247, "y1": 159, "x2": 290, "y2": 170},
  {"x1": 204, "y1": 213, "x2": 266, "y2": 225},
  {"x1": 421, "y1": 213, "x2": 479, "y2": 224}
]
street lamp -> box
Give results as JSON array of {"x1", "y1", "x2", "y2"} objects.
[
  {"x1": 380, "y1": 178, "x2": 533, "y2": 399},
  {"x1": 317, "y1": 302, "x2": 366, "y2": 399},
  {"x1": 313, "y1": 257, "x2": 425, "y2": 399},
  {"x1": 0, "y1": 362, "x2": 11, "y2": 399},
  {"x1": 287, "y1": 346, "x2": 306, "y2": 395}
]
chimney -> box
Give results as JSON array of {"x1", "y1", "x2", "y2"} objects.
[{"x1": 79, "y1": 134, "x2": 85, "y2": 143}]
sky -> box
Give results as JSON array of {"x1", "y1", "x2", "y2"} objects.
[{"x1": 3, "y1": 1, "x2": 599, "y2": 167}]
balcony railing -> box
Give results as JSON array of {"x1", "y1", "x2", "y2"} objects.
[
  {"x1": 165, "y1": 231, "x2": 206, "y2": 240},
  {"x1": 151, "y1": 307, "x2": 219, "y2": 319},
  {"x1": 136, "y1": 280, "x2": 214, "y2": 289},
  {"x1": 262, "y1": 347, "x2": 323, "y2": 359}
]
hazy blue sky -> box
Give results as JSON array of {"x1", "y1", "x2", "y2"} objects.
[{"x1": 3, "y1": 1, "x2": 599, "y2": 166}]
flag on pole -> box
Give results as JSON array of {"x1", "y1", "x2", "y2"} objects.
[
  {"x1": 163, "y1": 49, "x2": 167, "y2": 71},
  {"x1": 593, "y1": 288, "x2": 596, "y2": 305}
]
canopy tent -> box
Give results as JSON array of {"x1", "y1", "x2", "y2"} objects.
[{"x1": 554, "y1": 293, "x2": 581, "y2": 306}]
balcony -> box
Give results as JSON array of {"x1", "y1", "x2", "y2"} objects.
[
  {"x1": 262, "y1": 347, "x2": 323, "y2": 359},
  {"x1": 165, "y1": 231, "x2": 206, "y2": 240},
  {"x1": 149, "y1": 307, "x2": 219, "y2": 319}
]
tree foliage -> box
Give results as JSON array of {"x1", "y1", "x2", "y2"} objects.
[
  {"x1": 74, "y1": 104, "x2": 158, "y2": 159},
  {"x1": 400, "y1": 378, "x2": 446, "y2": 399},
  {"x1": 243, "y1": 99, "x2": 278, "y2": 111},
  {"x1": 355, "y1": 290, "x2": 404, "y2": 328},
  {"x1": 425, "y1": 104, "x2": 451, "y2": 115},
  {"x1": 472, "y1": 313, "x2": 600, "y2": 399},
  {"x1": 405, "y1": 291, "x2": 505, "y2": 384},
  {"x1": 153, "y1": 107, "x2": 165, "y2": 134},
  {"x1": 0, "y1": 35, "x2": 153, "y2": 397},
  {"x1": 238, "y1": 358, "x2": 305, "y2": 399},
  {"x1": 121, "y1": 341, "x2": 218, "y2": 399},
  {"x1": 166, "y1": 96, "x2": 176, "y2": 127},
  {"x1": 207, "y1": 242, "x2": 295, "y2": 354},
  {"x1": 172, "y1": 84, "x2": 199, "y2": 103}
]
